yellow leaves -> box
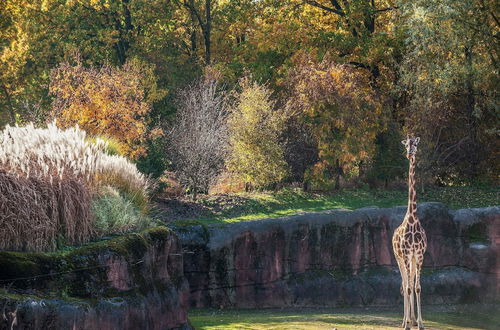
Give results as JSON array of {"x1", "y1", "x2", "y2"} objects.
[
  {"x1": 227, "y1": 79, "x2": 289, "y2": 187},
  {"x1": 287, "y1": 57, "x2": 387, "y2": 182}
]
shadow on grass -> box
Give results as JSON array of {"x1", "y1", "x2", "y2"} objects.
[
  {"x1": 158, "y1": 186, "x2": 498, "y2": 225},
  {"x1": 189, "y1": 304, "x2": 500, "y2": 329}
]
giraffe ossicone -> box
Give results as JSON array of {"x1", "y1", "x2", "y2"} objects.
[{"x1": 392, "y1": 136, "x2": 427, "y2": 330}]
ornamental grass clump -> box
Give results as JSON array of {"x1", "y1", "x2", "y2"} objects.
[
  {"x1": 0, "y1": 122, "x2": 150, "y2": 252},
  {"x1": 92, "y1": 186, "x2": 151, "y2": 236}
]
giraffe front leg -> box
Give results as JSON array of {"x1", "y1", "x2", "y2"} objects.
[
  {"x1": 395, "y1": 257, "x2": 408, "y2": 328},
  {"x1": 397, "y1": 262, "x2": 408, "y2": 328},
  {"x1": 415, "y1": 264, "x2": 425, "y2": 329},
  {"x1": 403, "y1": 258, "x2": 415, "y2": 330}
]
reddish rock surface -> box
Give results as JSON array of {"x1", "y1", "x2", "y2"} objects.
[
  {"x1": 0, "y1": 227, "x2": 191, "y2": 330},
  {"x1": 174, "y1": 203, "x2": 499, "y2": 308}
]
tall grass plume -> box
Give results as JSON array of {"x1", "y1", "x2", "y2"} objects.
[{"x1": 0, "y1": 122, "x2": 149, "y2": 251}]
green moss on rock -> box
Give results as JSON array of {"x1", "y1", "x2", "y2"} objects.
[{"x1": 0, "y1": 226, "x2": 175, "y2": 299}]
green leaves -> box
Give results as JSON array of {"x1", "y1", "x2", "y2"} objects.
[{"x1": 226, "y1": 78, "x2": 289, "y2": 187}]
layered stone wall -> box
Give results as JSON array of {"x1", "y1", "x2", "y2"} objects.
[
  {"x1": 173, "y1": 203, "x2": 499, "y2": 308},
  {"x1": 0, "y1": 227, "x2": 191, "y2": 330},
  {"x1": 1, "y1": 203, "x2": 497, "y2": 329}
]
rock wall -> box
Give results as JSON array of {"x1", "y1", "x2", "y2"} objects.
[
  {"x1": 173, "y1": 203, "x2": 499, "y2": 308},
  {"x1": 0, "y1": 227, "x2": 191, "y2": 330}
]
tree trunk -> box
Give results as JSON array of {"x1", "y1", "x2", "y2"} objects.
[
  {"x1": 334, "y1": 159, "x2": 342, "y2": 190},
  {"x1": 204, "y1": 0, "x2": 211, "y2": 64},
  {"x1": 115, "y1": 0, "x2": 133, "y2": 65},
  {"x1": 190, "y1": 16, "x2": 197, "y2": 55},
  {"x1": 192, "y1": 187, "x2": 198, "y2": 201},
  {"x1": 302, "y1": 180, "x2": 309, "y2": 192}
]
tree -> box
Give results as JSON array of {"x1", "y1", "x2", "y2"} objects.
[
  {"x1": 167, "y1": 75, "x2": 229, "y2": 199},
  {"x1": 366, "y1": 122, "x2": 406, "y2": 188},
  {"x1": 286, "y1": 56, "x2": 386, "y2": 189},
  {"x1": 49, "y1": 56, "x2": 164, "y2": 159},
  {"x1": 0, "y1": 0, "x2": 178, "y2": 124},
  {"x1": 398, "y1": 0, "x2": 499, "y2": 183},
  {"x1": 176, "y1": 0, "x2": 217, "y2": 64},
  {"x1": 226, "y1": 78, "x2": 289, "y2": 188},
  {"x1": 298, "y1": 0, "x2": 400, "y2": 83}
]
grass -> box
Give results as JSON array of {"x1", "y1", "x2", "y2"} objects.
[
  {"x1": 171, "y1": 186, "x2": 499, "y2": 225},
  {"x1": 0, "y1": 122, "x2": 150, "y2": 252},
  {"x1": 92, "y1": 186, "x2": 152, "y2": 235},
  {"x1": 189, "y1": 304, "x2": 500, "y2": 329}
]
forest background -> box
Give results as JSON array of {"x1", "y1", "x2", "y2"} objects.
[{"x1": 1, "y1": 0, "x2": 498, "y2": 199}]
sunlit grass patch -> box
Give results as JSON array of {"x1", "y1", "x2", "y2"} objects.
[
  {"x1": 189, "y1": 304, "x2": 500, "y2": 329},
  {"x1": 181, "y1": 186, "x2": 498, "y2": 225}
]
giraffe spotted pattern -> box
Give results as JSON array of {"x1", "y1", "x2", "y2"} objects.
[{"x1": 392, "y1": 136, "x2": 427, "y2": 330}]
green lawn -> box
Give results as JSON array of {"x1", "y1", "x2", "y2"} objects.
[
  {"x1": 189, "y1": 304, "x2": 500, "y2": 329},
  {"x1": 172, "y1": 186, "x2": 498, "y2": 225}
]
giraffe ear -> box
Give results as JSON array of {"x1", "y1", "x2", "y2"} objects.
[
  {"x1": 401, "y1": 140, "x2": 408, "y2": 146},
  {"x1": 414, "y1": 137, "x2": 420, "y2": 145}
]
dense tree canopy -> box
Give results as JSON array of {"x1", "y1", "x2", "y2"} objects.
[{"x1": 1, "y1": 0, "x2": 498, "y2": 189}]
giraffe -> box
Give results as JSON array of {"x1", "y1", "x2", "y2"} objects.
[{"x1": 392, "y1": 136, "x2": 427, "y2": 330}]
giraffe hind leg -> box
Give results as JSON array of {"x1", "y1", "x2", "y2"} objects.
[
  {"x1": 404, "y1": 256, "x2": 416, "y2": 329},
  {"x1": 415, "y1": 261, "x2": 425, "y2": 329}
]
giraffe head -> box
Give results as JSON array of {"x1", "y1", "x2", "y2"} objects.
[{"x1": 401, "y1": 136, "x2": 420, "y2": 158}]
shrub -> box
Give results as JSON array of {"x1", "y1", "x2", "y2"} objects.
[
  {"x1": 92, "y1": 186, "x2": 151, "y2": 236},
  {"x1": 167, "y1": 76, "x2": 229, "y2": 199},
  {"x1": 49, "y1": 56, "x2": 165, "y2": 159},
  {"x1": 226, "y1": 78, "x2": 289, "y2": 188}
]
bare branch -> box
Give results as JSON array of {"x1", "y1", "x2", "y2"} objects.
[
  {"x1": 304, "y1": 0, "x2": 345, "y2": 16},
  {"x1": 167, "y1": 77, "x2": 229, "y2": 198}
]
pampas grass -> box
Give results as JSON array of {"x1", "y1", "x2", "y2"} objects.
[{"x1": 0, "y1": 122, "x2": 149, "y2": 251}]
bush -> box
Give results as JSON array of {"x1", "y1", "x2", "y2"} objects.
[
  {"x1": 49, "y1": 56, "x2": 165, "y2": 159},
  {"x1": 92, "y1": 186, "x2": 151, "y2": 236},
  {"x1": 226, "y1": 78, "x2": 289, "y2": 188},
  {"x1": 167, "y1": 76, "x2": 229, "y2": 199}
]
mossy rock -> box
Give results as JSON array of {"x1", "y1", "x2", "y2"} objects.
[{"x1": 0, "y1": 226, "x2": 174, "y2": 298}]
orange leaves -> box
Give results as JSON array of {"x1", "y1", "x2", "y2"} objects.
[
  {"x1": 49, "y1": 57, "x2": 160, "y2": 159},
  {"x1": 286, "y1": 56, "x2": 387, "y2": 175}
]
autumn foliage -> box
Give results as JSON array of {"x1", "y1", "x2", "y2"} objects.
[
  {"x1": 0, "y1": 0, "x2": 497, "y2": 198},
  {"x1": 287, "y1": 56, "x2": 386, "y2": 187},
  {"x1": 49, "y1": 57, "x2": 162, "y2": 159},
  {"x1": 227, "y1": 78, "x2": 288, "y2": 188}
]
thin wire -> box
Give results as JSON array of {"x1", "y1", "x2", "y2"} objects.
[{"x1": 0, "y1": 252, "x2": 184, "y2": 285}]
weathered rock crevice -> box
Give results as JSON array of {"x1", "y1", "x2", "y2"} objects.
[{"x1": 173, "y1": 203, "x2": 499, "y2": 308}]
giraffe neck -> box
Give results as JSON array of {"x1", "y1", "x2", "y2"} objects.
[{"x1": 407, "y1": 155, "x2": 417, "y2": 216}]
